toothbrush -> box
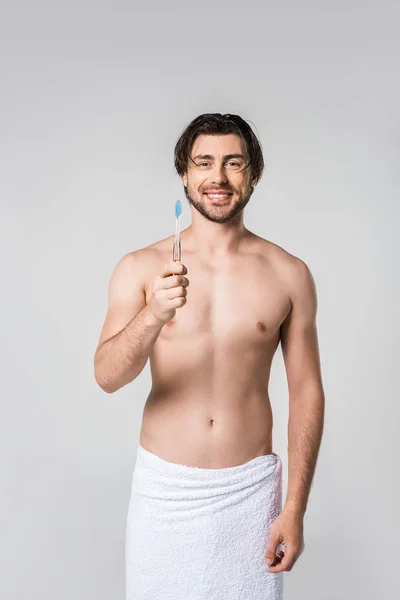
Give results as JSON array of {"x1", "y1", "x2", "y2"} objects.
[{"x1": 173, "y1": 200, "x2": 182, "y2": 262}]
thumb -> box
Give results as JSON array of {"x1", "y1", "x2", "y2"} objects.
[{"x1": 265, "y1": 532, "x2": 281, "y2": 565}]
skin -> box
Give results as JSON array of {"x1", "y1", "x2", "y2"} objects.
[{"x1": 94, "y1": 133, "x2": 325, "y2": 574}]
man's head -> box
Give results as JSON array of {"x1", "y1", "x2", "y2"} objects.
[{"x1": 174, "y1": 113, "x2": 265, "y2": 224}]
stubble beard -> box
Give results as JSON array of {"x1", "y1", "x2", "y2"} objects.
[{"x1": 183, "y1": 184, "x2": 254, "y2": 224}]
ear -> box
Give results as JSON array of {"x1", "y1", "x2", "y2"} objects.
[{"x1": 183, "y1": 173, "x2": 188, "y2": 187}]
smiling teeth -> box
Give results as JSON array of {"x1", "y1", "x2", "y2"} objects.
[{"x1": 207, "y1": 194, "x2": 229, "y2": 198}]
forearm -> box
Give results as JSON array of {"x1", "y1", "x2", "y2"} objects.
[
  {"x1": 94, "y1": 305, "x2": 165, "y2": 393},
  {"x1": 283, "y1": 388, "x2": 325, "y2": 516}
]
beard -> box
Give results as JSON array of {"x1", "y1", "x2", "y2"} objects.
[{"x1": 183, "y1": 184, "x2": 254, "y2": 224}]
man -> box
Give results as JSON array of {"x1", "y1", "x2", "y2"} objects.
[{"x1": 94, "y1": 113, "x2": 325, "y2": 600}]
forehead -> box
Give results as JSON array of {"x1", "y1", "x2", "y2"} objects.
[{"x1": 190, "y1": 133, "x2": 246, "y2": 158}]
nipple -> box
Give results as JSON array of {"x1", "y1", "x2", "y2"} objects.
[{"x1": 257, "y1": 321, "x2": 267, "y2": 333}]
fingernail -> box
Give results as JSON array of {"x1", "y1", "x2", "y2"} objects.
[{"x1": 265, "y1": 558, "x2": 272, "y2": 566}]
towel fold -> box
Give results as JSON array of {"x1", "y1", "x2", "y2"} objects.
[{"x1": 125, "y1": 443, "x2": 283, "y2": 600}]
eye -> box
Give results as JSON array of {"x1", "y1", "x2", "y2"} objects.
[{"x1": 198, "y1": 162, "x2": 210, "y2": 167}]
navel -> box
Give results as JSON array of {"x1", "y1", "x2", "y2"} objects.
[{"x1": 257, "y1": 321, "x2": 267, "y2": 333}]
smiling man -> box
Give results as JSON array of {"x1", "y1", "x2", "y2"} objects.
[{"x1": 94, "y1": 113, "x2": 325, "y2": 600}]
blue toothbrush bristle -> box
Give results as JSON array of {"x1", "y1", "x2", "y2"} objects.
[{"x1": 175, "y1": 200, "x2": 182, "y2": 218}]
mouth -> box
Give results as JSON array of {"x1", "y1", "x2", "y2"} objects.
[{"x1": 204, "y1": 192, "x2": 233, "y2": 202}]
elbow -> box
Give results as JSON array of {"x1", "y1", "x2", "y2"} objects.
[
  {"x1": 94, "y1": 370, "x2": 131, "y2": 394},
  {"x1": 99, "y1": 382, "x2": 117, "y2": 394},
  {"x1": 94, "y1": 367, "x2": 119, "y2": 394},
  {"x1": 93, "y1": 356, "x2": 141, "y2": 393},
  {"x1": 95, "y1": 375, "x2": 114, "y2": 394},
  {"x1": 94, "y1": 353, "x2": 118, "y2": 393}
]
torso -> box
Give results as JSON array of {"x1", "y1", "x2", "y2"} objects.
[{"x1": 138, "y1": 230, "x2": 294, "y2": 468}]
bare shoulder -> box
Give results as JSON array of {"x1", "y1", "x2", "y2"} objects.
[
  {"x1": 251, "y1": 234, "x2": 317, "y2": 301},
  {"x1": 123, "y1": 234, "x2": 172, "y2": 262},
  {"x1": 111, "y1": 246, "x2": 155, "y2": 286},
  {"x1": 119, "y1": 235, "x2": 174, "y2": 286},
  {"x1": 95, "y1": 240, "x2": 169, "y2": 352}
]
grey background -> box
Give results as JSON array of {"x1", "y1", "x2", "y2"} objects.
[{"x1": 2, "y1": 1, "x2": 399, "y2": 598}]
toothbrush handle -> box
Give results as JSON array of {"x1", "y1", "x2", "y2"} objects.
[
  {"x1": 173, "y1": 235, "x2": 181, "y2": 262},
  {"x1": 173, "y1": 219, "x2": 181, "y2": 262}
]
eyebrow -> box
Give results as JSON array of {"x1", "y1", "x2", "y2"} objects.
[{"x1": 192, "y1": 153, "x2": 246, "y2": 161}]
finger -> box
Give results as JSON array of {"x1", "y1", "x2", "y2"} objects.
[
  {"x1": 269, "y1": 550, "x2": 284, "y2": 567},
  {"x1": 271, "y1": 550, "x2": 285, "y2": 565},
  {"x1": 265, "y1": 535, "x2": 281, "y2": 566},
  {"x1": 162, "y1": 276, "x2": 187, "y2": 290},
  {"x1": 267, "y1": 551, "x2": 294, "y2": 573},
  {"x1": 166, "y1": 286, "x2": 187, "y2": 299},
  {"x1": 160, "y1": 262, "x2": 187, "y2": 277}
]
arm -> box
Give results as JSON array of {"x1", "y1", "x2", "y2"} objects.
[
  {"x1": 280, "y1": 259, "x2": 325, "y2": 517},
  {"x1": 94, "y1": 252, "x2": 164, "y2": 393}
]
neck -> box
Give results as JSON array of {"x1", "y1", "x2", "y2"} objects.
[{"x1": 182, "y1": 216, "x2": 249, "y2": 258}]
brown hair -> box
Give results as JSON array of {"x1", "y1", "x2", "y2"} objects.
[{"x1": 173, "y1": 113, "x2": 265, "y2": 186}]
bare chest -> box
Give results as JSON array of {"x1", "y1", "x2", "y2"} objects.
[{"x1": 146, "y1": 255, "x2": 291, "y2": 346}]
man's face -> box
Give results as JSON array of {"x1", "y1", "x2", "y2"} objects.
[{"x1": 182, "y1": 134, "x2": 255, "y2": 224}]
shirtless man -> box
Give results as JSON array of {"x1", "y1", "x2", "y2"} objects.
[{"x1": 94, "y1": 113, "x2": 325, "y2": 596}]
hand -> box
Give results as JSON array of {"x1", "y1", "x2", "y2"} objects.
[
  {"x1": 264, "y1": 508, "x2": 305, "y2": 573},
  {"x1": 147, "y1": 260, "x2": 189, "y2": 325}
]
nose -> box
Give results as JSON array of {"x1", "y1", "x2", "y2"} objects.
[{"x1": 210, "y1": 162, "x2": 228, "y2": 184}]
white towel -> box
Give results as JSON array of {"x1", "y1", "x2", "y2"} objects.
[{"x1": 125, "y1": 444, "x2": 283, "y2": 600}]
